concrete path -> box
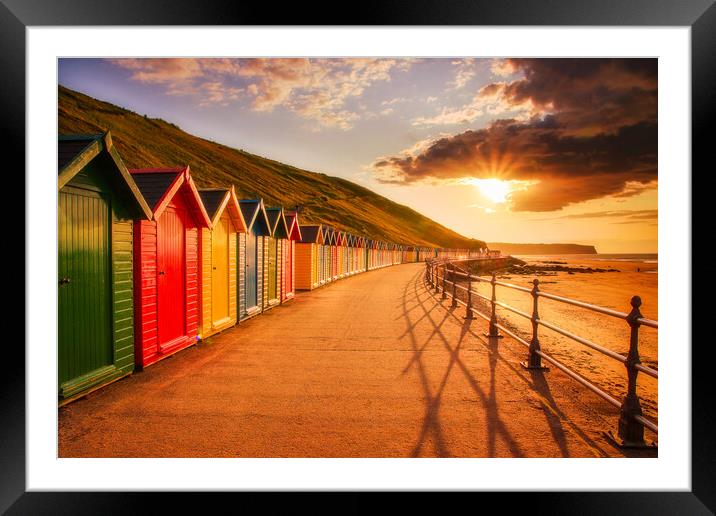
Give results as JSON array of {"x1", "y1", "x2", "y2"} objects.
[{"x1": 59, "y1": 263, "x2": 650, "y2": 457}]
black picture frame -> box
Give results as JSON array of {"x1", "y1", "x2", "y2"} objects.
[{"x1": 5, "y1": 0, "x2": 709, "y2": 512}]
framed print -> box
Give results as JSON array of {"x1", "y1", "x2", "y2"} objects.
[{"x1": 5, "y1": 0, "x2": 711, "y2": 512}]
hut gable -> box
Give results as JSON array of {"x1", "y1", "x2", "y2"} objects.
[
  {"x1": 59, "y1": 132, "x2": 151, "y2": 219},
  {"x1": 284, "y1": 211, "x2": 302, "y2": 241},
  {"x1": 239, "y1": 199, "x2": 271, "y2": 236},
  {"x1": 266, "y1": 207, "x2": 289, "y2": 239},
  {"x1": 299, "y1": 225, "x2": 323, "y2": 244},
  {"x1": 199, "y1": 186, "x2": 247, "y2": 232},
  {"x1": 129, "y1": 166, "x2": 211, "y2": 227}
]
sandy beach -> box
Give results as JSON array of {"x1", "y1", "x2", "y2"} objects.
[{"x1": 462, "y1": 254, "x2": 658, "y2": 423}]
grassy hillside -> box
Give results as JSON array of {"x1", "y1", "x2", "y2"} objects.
[
  {"x1": 488, "y1": 243, "x2": 597, "y2": 255},
  {"x1": 58, "y1": 85, "x2": 485, "y2": 248}
]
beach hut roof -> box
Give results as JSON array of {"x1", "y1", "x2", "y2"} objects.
[
  {"x1": 299, "y1": 225, "x2": 323, "y2": 244},
  {"x1": 265, "y1": 207, "x2": 290, "y2": 239},
  {"x1": 59, "y1": 132, "x2": 152, "y2": 220},
  {"x1": 129, "y1": 165, "x2": 210, "y2": 227},
  {"x1": 284, "y1": 211, "x2": 302, "y2": 241},
  {"x1": 239, "y1": 198, "x2": 271, "y2": 235},
  {"x1": 322, "y1": 226, "x2": 335, "y2": 245},
  {"x1": 198, "y1": 186, "x2": 247, "y2": 232}
]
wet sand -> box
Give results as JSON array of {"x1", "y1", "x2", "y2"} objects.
[{"x1": 466, "y1": 255, "x2": 658, "y2": 422}]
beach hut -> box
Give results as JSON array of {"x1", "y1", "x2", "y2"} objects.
[
  {"x1": 356, "y1": 236, "x2": 365, "y2": 272},
  {"x1": 321, "y1": 226, "x2": 333, "y2": 284},
  {"x1": 198, "y1": 186, "x2": 246, "y2": 339},
  {"x1": 130, "y1": 166, "x2": 211, "y2": 369},
  {"x1": 346, "y1": 234, "x2": 355, "y2": 275},
  {"x1": 336, "y1": 231, "x2": 346, "y2": 278},
  {"x1": 344, "y1": 233, "x2": 351, "y2": 276},
  {"x1": 265, "y1": 207, "x2": 289, "y2": 309},
  {"x1": 238, "y1": 199, "x2": 271, "y2": 321},
  {"x1": 282, "y1": 211, "x2": 302, "y2": 301},
  {"x1": 364, "y1": 239, "x2": 372, "y2": 271},
  {"x1": 295, "y1": 224, "x2": 323, "y2": 290},
  {"x1": 323, "y1": 227, "x2": 336, "y2": 281},
  {"x1": 58, "y1": 132, "x2": 152, "y2": 400}
]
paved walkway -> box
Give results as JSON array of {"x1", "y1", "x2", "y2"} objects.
[{"x1": 59, "y1": 263, "x2": 649, "y2": 457}]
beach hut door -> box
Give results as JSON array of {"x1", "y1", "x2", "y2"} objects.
[
  {"x1": 157, "y1": 206, "x2": 186, "y2": 348},
  {"x1": 58, "y1": 188, "x2": 112, "y2": 391},
  {"x1": 245, "y1": 232, "x2": 257, "y2": 309},
  {"x1": 211, "y1": 215, "x2": 230, "y2": 325},
  {"x1": 268, "y1": 238, "x2": 277, "y2": 301}
]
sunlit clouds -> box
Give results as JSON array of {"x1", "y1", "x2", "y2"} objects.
[
  {"x1": 110, "y1": 58, "x2": 416, "y2": 130},
  {"x1": 463, "y1": 178, "x2": 536, "y2": 205},
  {"x1": 60, "y1": 57, "x2": 658, "y2": 252},
  {"x1": 372, "y1": 58, "x2": 657, "y2": 212}
]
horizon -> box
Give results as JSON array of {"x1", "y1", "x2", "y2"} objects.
[{"x1": 58, "y1": 58, "x2": 658, "y2": 253}]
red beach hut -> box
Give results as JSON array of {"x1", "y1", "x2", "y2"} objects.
[
  {"x1": 282, "y1": 210, "x2": 302, "y2": 301},
  {"x1": 130, "y1": 166, "x2": 211, "y2": 368}
]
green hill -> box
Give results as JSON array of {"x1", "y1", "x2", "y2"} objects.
[
  {"x1": 58, "y1": 85, "x2": 485, "y2": 249},
  {"x1": 488, "y1": 243, "x2": 597, "y2": 255}
]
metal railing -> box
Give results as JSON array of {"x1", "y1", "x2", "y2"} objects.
[{"x1": 425, "y1": 258, "x2": 658, "y2": 448}]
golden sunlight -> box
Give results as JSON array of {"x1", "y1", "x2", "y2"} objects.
[{"x1": 470, "y1": 178, "x2": 513, "y2": 204}]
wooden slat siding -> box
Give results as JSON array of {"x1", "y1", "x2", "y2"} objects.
[
  {"x1": 279, "y1": 240, "x2": 285, "y2": 301},
  {"x1": 185, "y1": 226, "x2": 199, "y2": 339},
  {"x1": 315, "y1": 245, "x2": 320, "y2": 285},
  {"x1": 262, "y1": 236, "x2": 269, "y2": 308},
  {"x1": 282, "y1": 240, "x2": 287, "y2": 299},
  {"x1": 294, "y1": 243, "x2": 312, "y2": 290},
  {"x1": 277, "y1": 239, "x2": 282, "y2": 300},
  {"x1": 281, "y1": 240, "x2": 288, "y2": 299},
  {"x1": 291, "y1": 240, "x2": 296, "y2": 295},
  {"x1": 199, "y1": 227, "x2": 212, "y2": 338},
  {"x1": 238, "y1": 232, "x2": 246, "y2": 320},
  {"x1": 133, "y1": 219, "x2": 158, "y2": 368},
  {"x1": 256, "y1": 236, "x2": 264, "y2": 312},
  {"x1": 275, "y1": 238, "x2": 282, "y2": 304},
  {"x1": 228, "y1": 230, "x2": 237, "y2": 324},
  {"x1": 112, "y1": 218, "x2": 135, "y2": 373}
]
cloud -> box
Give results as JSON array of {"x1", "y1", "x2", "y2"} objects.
[
  {"x1": 531, "y1": 209, "x2": 658, "y2": 222},
  {"x1": 411, "y1": 82, "x2": 534, "y2": 127},
  {"x1": 110, "y1": 58, "x2": 416, "y2": 129},
  {"x1": 490, "y1": 59, "x2": 518, "y2": 78},
  {"x1": 373, "y1": 58, "x2": 657, "y2": 211},
  {"x1": 448, "y1": 58, "x2": 477, "y2": 90},
  {"x1": 381, "y1": 97, "x2": 408, "y2": 106}
]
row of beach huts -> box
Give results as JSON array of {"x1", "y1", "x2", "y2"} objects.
[{"x1": 58, "y1": 132, "x2": 491, "y2": 403}]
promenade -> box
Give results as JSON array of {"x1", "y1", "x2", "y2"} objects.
[{"x1": 59, "y1": 263, "x2": 651, "y2": 458}]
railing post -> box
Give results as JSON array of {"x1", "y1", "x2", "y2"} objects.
[
  {"x1": 522, "y1": 278, "x2": 547, "y2": 370},
  {"x1": 484, "y1": 272, "x2": 502, "y2": 339},
  {"x1": 433, "y1": 263, "x2": 440, "y2": 293},
  {"x1": 450, "y1": 263, "x2": 458, "y2": 308},
  {"x1": 441, "y1": 263, "x2": 448, "y2": 300},
  {"x1": 464, "y1": 272, "x2": 475, "y2": 319},
  {"x1": 614, "y1": 295, "x2": 648, "y2": 447}
]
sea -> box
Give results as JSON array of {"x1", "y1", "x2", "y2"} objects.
[{"x1": 512, "y1": 253, "x2": 658, "y2": 264}]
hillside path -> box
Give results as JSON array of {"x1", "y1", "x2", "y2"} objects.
[{"x1": 59, "y1": 263, "x2": 646, "y2": 458}]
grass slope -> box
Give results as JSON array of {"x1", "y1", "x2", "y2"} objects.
[{"x1": 58, "y1": 85, "x2": 484, "y2": 248}]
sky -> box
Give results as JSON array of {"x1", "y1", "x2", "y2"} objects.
[{"x1": 58, "y1": 58, "x2": 658, "y2": 253}]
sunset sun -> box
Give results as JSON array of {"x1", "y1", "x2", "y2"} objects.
[{"x1": 471, "y1": 178, "x2": 512, "y2": 204}]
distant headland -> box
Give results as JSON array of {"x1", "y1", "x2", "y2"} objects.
[{"x1": 487, "y1": 243, "x2": 598, "y2": 255}]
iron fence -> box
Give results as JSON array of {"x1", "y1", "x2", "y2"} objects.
[{"x1": 425, "y1": 258, "x2": 658, "y2": 448}]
